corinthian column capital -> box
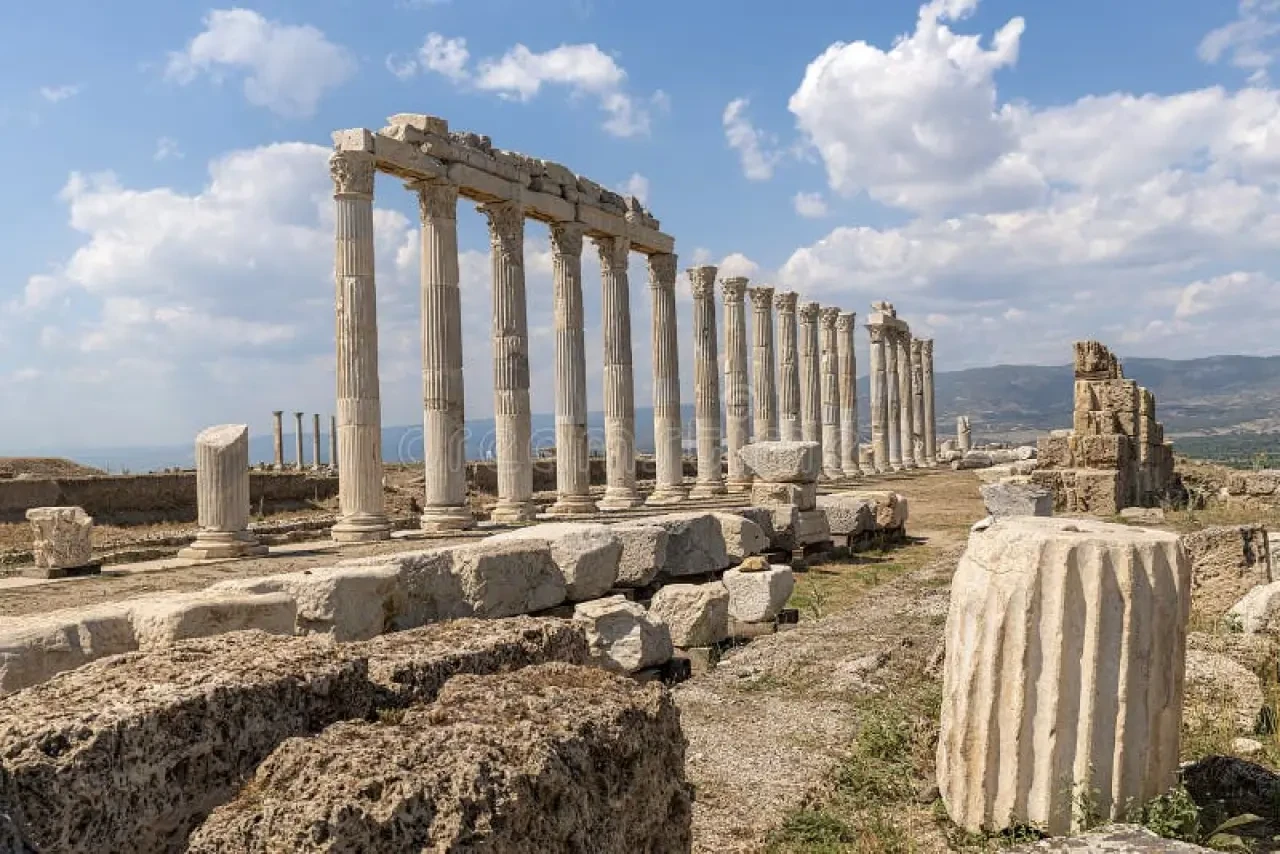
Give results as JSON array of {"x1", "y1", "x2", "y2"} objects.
[
  {"x1": 549, "y1": 221, "x2": 586, "y2": 259},
  {"x1": 820, "y1": 306, "x2": 840, "y2": 329},
  {"x1": 836, "y1": 310, "x2": 856, "y2": 332},
  {"x1": 799, "y1": 300, "x2": 821, "y2": 323},
  {"x1": 721, "y1": 276, "x2": 748, "y2": 302},
  {"x1": 477, "y1": 201, "x2": 524, "y2": 252},
  {"x1": 647, "y1": 252, "x2": 678, "y2": 290},
  {"x1": 687, "y1": 265, "x2": 718, "y2": 299},
  {"x1": 774, "y1": 290, "x2": 798, "y2": 312},
  {"x1": 329, "y1": 151, "x2": 375, "y2": 198},
  {"x1": 414, "y1": 180, "x2": 457, "y2": 222},
  {"x1": 749, "y1": 286, "x2": 775, "y2": 310}
]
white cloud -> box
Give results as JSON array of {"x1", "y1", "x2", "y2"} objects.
[
  {"x1": 1200, "y1": 0, "x2": 1280, "y2": 84},
  {"x1": 38, "y1": 84, "x2": 80, "y2": 103},
  {"x1": 165, "y1": 9, "x2": 355, "y2": 118},
  {"x1": 723, "y1": 98, "x2": 783, "y2": 181},
  {"x1": 619, "y1": 173, "x2": 649, "y2": 205},
  {"x1": 154, "y1": 137, "x2": 183, "y2": 161},
  {"x1": 717, "y1": 252, "x2": 761, "y2": 280},
  {"x1": 793, "y1": 191, "x2": 828, "y2": 218},
  {"x1": 392, "y1": 34, "x2": 662, "y2": 137}
]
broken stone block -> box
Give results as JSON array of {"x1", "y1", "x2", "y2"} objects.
[
  {"x1": 648, "y1": 582, "x2": 730, "y2": 647},
  {"x1": 1074, "y1": 339, "x2": 1120, "y2": 379},
  {"x1": 651, "y1": 512, "x2": 730, "y2": 575},
  {"x1": 126, "y1": 591, "x2": 298, "y2": 650},
  {"x1": 1181, "y1": 524, "x2": 1273, "y2": 621},
  {"x1": 1036, "y1": 435, "x2": 1075, "y2": 469},
  {"x1": 0, "y1": 604, "x2": 137, "y2": 695},
  {"x1": 979, "y1": 481, "x2": 1053, "y2": 517},
  {"x1": 1119, "y1": 507, "x2": 1165, "y2": 524},
  {"x1": 750, "y1": 481, "x2": 817, "y2": 510},
  {"x1": 816, "y1": 494, "x2": 875, "y2": 537},
  {"x1": 1228, "y1": 581, "x2": 1280, "y2": 634},
  {"x1": 732, "y1": 505, "x2": 798, "y2": 551},
  {"x1": 25, "y1": 506, "x2": 95, "y2": 577},
  {"x1": 573, "y1": 595, "x2": 673, "y2": 673},
  {"x1": 1184, "y1": 647, "x2": 1264, "y2": 735},
  {"x1": 1073, "y1": 468, "x2": 1126, "y2": 515},
  {"x1": 954, "y1": 452, "x2": 994, "y2": 470},
  {"x1": 722, "y1": 565, "x2": 795, "y2": 623},
  {"x1": 1077, "y1": 434, "x2": 1133, "y2": 468},
  {"x1": 186, "y1": 663, "x2": 691, "y2": 854},
  {"x1": 710, "y1": 512, "x2": 769, "y2": 561},
  {"x1": 795, "y1": 509, "x2": 833, "y2": 545},
  {"x1": 738, "y1": 440, "x2": 822, "y2": 483},
  {"x1": 490, "y1": 522, "x2": 621, "y2": 601},
  {"x1": 838, "y1": 491, "x2": 908, "y2": 531},
  {"x1": 210, "y1": 564, "x2": 400, "y2": 642},
  {"x1": 449, "y1": 540, "x2": 567, "y2": 617},
  {"x1": 938, "y1": 517, "x2": 1190, "y2": 835},
  {"x1": 606, "y1": 521, "x2": 669, "y2": 587}
]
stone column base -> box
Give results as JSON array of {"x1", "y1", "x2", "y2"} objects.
[
  {"x1": 419, "y1": 506, "x2": 474, "y2": 532},
  {"x1": 179, "y1": 531, "x2": 269, "y2": 560},
  {"x1": 842, "y1": 467, "x2": 865, "y2": 479},
  {"x1": 544, "y1": 496, "x2": 600, "y2": 517},
  {"x1": 598, "y1": 488, "x2": 644, "y2": 510},
  {"x1": 689, "y1": 481, "x2": 727, "y2": 499},
  {"x1": 645, "y1": 486, "x2": 689, "y2": 506},
  {"x1": 331, "y1": 515, "x2": 392, "y2": 543},
  {"x1": 490, "y1": 500, "x2": 537, "y2": 523},
  {"x1": 821, "y1": 468, "x2": 844, "y2": 481},
  {"x1": 726, "y1": 478, "x2": 753, "y2": 493}
]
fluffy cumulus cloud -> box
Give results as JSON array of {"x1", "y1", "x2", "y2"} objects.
[
  {"x1": 389, "y1": 34, "x2": 665, "y2": 137},
  {"x1": 165, "y1": 9, "x2": 355, "y2": 118}
]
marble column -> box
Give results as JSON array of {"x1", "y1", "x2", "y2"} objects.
[
  {"x1": 922, "y1": 339, "x2": 937, "y2": 466},
  {"x1": 595, "y1": 237, "x2": 643, "y2": 509},
  {"x1": 722, "y1": 277, "x2": 752, "y2": 492},
  {"x1": 689, "y1": 265, "x2": 726, "y2": 498},
  {"x1": 329, "y1": 150, "x2": 390, "y2": 542},
  {"x1": 417, "y1": 181, "x2": 473, "y2": 530},
  {"x1": 867, "y1": 323, "x2": 889, "y2": 473},
  {"x1": 293, "y1": 412, "x2": 305, "y2": 471},
  {"x1": 898, "y1": 330, "x2": 917, "y2": 469},
  {"x1": 647, "y1": 252, "x2": 687, "y2": 505},
  {"x1": 271, "y1": 411, "x2": 284, "y2": 470},
  {"x1": 179, "y1": 424, "x2": 267, "y2": 559},
  {"x1": 799, "y1": 302, "x2": 822, "y2": 447},
  {"x1": 885, "y1": 329, "x2": 903, "y2": 471},
  {"x1": 547, "y1": 222, "x2": 596, "y2": 516},
  {"x1": 311, "y1": 413, "x2": 322, "y2": 470},
  {"x1": 480, "y1": 200, "x2": 535, "y2": 522},
  {"x1": 910, "y1": 339, "x2": 928, "y2": 468},
  {"x1": 749, "y1": 286, "x2": 778, "y2": 442},
  {"x1": 775, "y1": 291, "x2": 802, "y2": 442},
  {"x1": 329, "y1": 415, "x2": 338, "y2": 471},
  {"x1": 837, "y1": 311, "x2": 862, "y2": 477},
  {"x1": 819, "y1": 307, "x2": 843, "y2": 479}
]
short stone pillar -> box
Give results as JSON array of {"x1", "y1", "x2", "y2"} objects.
[
  {"x1": 293, "y1": 411, "x2": 305, "y2": 470},
  {"x1": 25, "y1": 506, "x2": 99, "y2": 578},
  {"x1": 271, "y1": 411, "x2": 284, "y2": 470},
  {"x1": 178, "y1": 424, "x2": 268, "y2": 560},
  {"x1": 957, "y1": 415, "x2": 972, "y2": 452},
  {"x1": 937, "y1": 516, "x2": 1190, "y2": 836},
  {"x1": 739, "y1": 441, "x2": 831, "y2": 547}
]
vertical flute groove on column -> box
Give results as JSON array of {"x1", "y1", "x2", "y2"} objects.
[
  {"x1": 480, "y1": 200, "x2": 535, "y2": 522},
  {"x1": 799, "y1": 302, "x2": 822, "y2": 448},
  {"x1": 179, "y1": 424, "x2": 267, "y2": 559},
  {"x1": 867, "y1": 322, "x2": 889, "y2": 473},
  {"x1": 910, "y1": 339, "x2": 927, "y2": 469},
  {"x1": 547, "y1": 222, "x2": 596, "y2": 516},
  {"x1": 820, "y1": 308, "x2": 843, "y2": 479},
  {"x1": 775, "y1": 292, "x2": 802, "y2": 443},
  {"x1": 646, "y1": 253, "x2": 687, "y2": 505},
  {"x1": 749, "y1": 287, "x2": 779, "y2": 442},
  {"x1": 271, "y1": 411, "x2": 284, "y2": 470},
  {"x1": 885, "y1": 328, "x2": 903, "y2": 470},
  {"x1": 689, "y1": 265, "x2": 726, "y2": 497},
  {"x1": 837, "y1": 311, "x2": 862, "y2": 477},
  {"x1": 922, "y1": 339, "x2": 937, "y2": 466},
  {"x1": 416, "y1": 180, "x2": 473, "y2": 530},
  {"x1": 898, "y1": 330, "x2": 917, "y2": 469},
  {"x1": 722, "y1": 278, "x2": 752, "y2": 492},
  {"x1": 595, "y1": 237, "x2": 643, "y2": 509},
  {"x1": 329, "y1": 415, "x2": 338, "y2": 471}
]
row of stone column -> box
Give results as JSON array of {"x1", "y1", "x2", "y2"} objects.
[
  {"x1": 269, "y1": 411, "x2": 337, "y2": 471},
  {"x1": 866, "y1": 302, "x2": 938, "y2": 473}
]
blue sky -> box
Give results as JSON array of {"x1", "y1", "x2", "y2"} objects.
[{"x1": 1, "y1": 0, "x2": 1278, "y2": 451}]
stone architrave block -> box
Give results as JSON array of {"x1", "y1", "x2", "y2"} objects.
[
  {"x1": 1228, "y1": 581, "x2": 1280, "y2": 635},
  {"x1": 650, "y1": 513, "x2": 730, "y2": 576},
  {"x1": 751, "y1": 481, "x2": 818, "y2": 510},
  {"x1": 448, "y1": 540, "x2": 567, "y2": 618},
  {"x1": 648, "y1": 582, "x2": 730, "y2": 647},
  {"x1": 210, "y1": 564, "x2": 400, "y2": 642},
  {"x1": 25, "y1": 506, "x2": 95, "y2": 576},
  {"x1": 606, "y1": 522, "x2": 669, "y2": 587},
  {"x1": 938, "y1": 517, "x2": 1191, "y2": 836},
  {"x1": 1181, "y1": 525, "x2": 1273, "y2": 621},
  {"x1": 709, "y1": 512, "x2": 769, "y2": 561},
  {"x1": 490, "y1": 523, "x2": 621, "y2": 601},
  {"x1": 126, "y1": 591, "x2": 298, "y2": 651},
  {"x1": 0, "y1": 604, "x2": 137, "y2": 696},
  {"x1": 573, "y1": 595, "x2": 673, "y2": 673},
  {"x1": 817, "y1": 494, "x2": 875, "y2": 537},
  {"x1": 980, "y1": 481, "x2": 1054, "y2": 518},
  {"x1": 186, "y1": 664, "x2": 692, "y2": 854},
  {"x1": 722, "y1": 566, "x2": 795, "y2": 623},
  {"x1": 737, "y1": 441, "x2": 822, "y2": 483}
]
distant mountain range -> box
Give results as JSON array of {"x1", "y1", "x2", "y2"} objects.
[{"x1": 36, "y1": 354, "x2": 1280, "y2": 473}]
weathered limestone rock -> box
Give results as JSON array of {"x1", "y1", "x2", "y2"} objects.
[
  {"x1": 957, "y1": 415, "x2": 972, "y2": 452},
  {"x1": 731, "y1": 505, "x2": 799, "y2": 552},
  {"x1": 649, "y1": 582, "x2": 730, "y2": 647},
  {"x1": 210, "y1": 564, "x2": 400, "y2": 641},
  {"x1": 186, "y1": 664, "x2": 692, "y2": 854},
  {"x1": 1011, "y1": 825, "x2": 1214, "y2": 852},
  {"x1": 490, "y1": 522, "x2": 621, "y2": 601},
  {"x1": 938, "y1": 517, "x2": 1191, "y2": 835},
  {"x1": 711, "y1": 511, "x2": 769, "y2": 561},
  {"x1": 722, "y1": 565, "x2": 794, "y2": 623},
  {"x1": 1228, "y1": 580, "x2": 1280, "y2": 634},
  {"x1": 980, "y1": 481, "x2": 1053, "y2": 517},
  {"x1": 817, "y1": 494, "x2": 875, "y2": 537},
  {"x1": 739, "y1": 440, "x2": 822, "y2": 483},
  {"x1": 0, "y1": 604, "x2": 136, "y2": 695},
  {"x1": 794, "y1": 508, "x2": 833, "y2": 546},
  {"x1": 25, "y1": 506, "x2": 95, "y2": 577},
  {"x1": 607, "y1": 521, "x2": 669, "y2": 587},
  {"x1": 839, "y1": 491, "x2": 909, "y2": 532},
  {"x1": 1181, "y1": 524, "x2": 1273, "y2": 621},
  {"x1": 751, "y1": 480, "x2": 817, "y2": 510},
  {"x1": 954, "y1": 452, "x2": 994, "y2": 470},
  {"x1": 573, "y1": 595, "x2": 673, "y2": 673},
  {"x1": 1184, "y1": 647, "x2": 1264, "y2": 736},
  {"x1": 651, "y1": 512, "x2": 730, "y2": 576},
  {"x1": 126, "y1": 591, "x2": 297, "y2": 650},
  {"x1": 449, "y1": 539, "x2": 567, "y2": 617}
]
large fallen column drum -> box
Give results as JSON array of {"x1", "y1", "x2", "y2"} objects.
[{"x1": 937, "y1": 516, "x2": 1191, "y2": 835}]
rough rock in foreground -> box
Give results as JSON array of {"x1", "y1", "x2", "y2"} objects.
[
  {"x1": 188, "y1": 663, "x2": 692, "y2": 854},
  {"x1": 1011, "y1": 824, "x2": 1212, "y2": 851}
]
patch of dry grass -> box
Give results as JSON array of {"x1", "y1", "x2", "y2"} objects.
[{"x1": 788, "y1": 540, "x2": 940, "y2": 621}]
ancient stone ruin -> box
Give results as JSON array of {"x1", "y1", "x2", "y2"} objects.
[{"x1": 1033, "y1": 340, "x2": 1176, "y2": 514}]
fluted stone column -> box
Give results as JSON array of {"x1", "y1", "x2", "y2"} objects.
[
  {"x1": 595, "y1": 237, "x2": 643, "y2": 510},
  {"x1": 885, "y1": 330, "x2": 903, "y2": 470},
  {"x1": 922, "y1": 339, "x2": 937, "y2": 466},
  {"x1": 749, "y1": 286, "x2": 778, "y2": 442},
  {"x1": 311, "y1": 413, "x2": 322, "y2": 470},
  {"x1": 957, "y1": 415, "x2": 972, "y2": 452},
  {"x1": 837, "y1": 311, "x2": 862, "y2": 477},
  {"x1": 480, "y1": 201, "x2": 535, "y2": 523},
  {"x1": 867, "y1": 323, "x2": 889, "y2": 474},
  {"x1": 647, "y1": 253, "x2": 687, "y2": 505},
  {"x1": 271, "y1": 411, "x2": 284, "y2": 470},
  {"x1": 799, "y1": 302, "x2": 822, "y2": 447},
  {"x1": 547, "y1": 222, "x2": 596, "y2": 516},
  {"x1": 293, "y1": 412, "x2": 305, "y2": 471},
  {"x1": 910, "y1": 340, "x2": 928, "y2": 468},
  {"x1": 329, "y1": 415, "x2": 338, "y2": 471},
  {"x1": 722, "y1": 277, "x2": 752, "y2": 492},
  {"x1": 819, "y1": 308, "x2": 843, "y2": 479},
  {"x1": 775, "y1": 292, "x2": 802, "y2": 443},
  {"x1": 178, "y1": 424, "x2": 267, "y2": 559},
  {"x1": 898, "y1": 330, "x2": 917, "y2": 469},
  {"x1": 689, "y1": 265, "x2": 726, "y2": 498},
  {"x1": 417, "y1": 181, "x2": 473, "y2": 530},
  {"x1": 329, "y1": 151, "x2": 390, "y2": 542}
]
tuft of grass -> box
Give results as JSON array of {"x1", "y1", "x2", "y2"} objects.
[{"x1": 766, "y1": 809, "x2": 856, "y2": 852}]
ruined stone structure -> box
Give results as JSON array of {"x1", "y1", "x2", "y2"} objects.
[
  {"x1": 25, "y1": 506, "x2": 97, "y2": 578},
  {"x1": 956, "y1": 416, "x2": 972, "y2": 452},
  {"x1": 1032, "y1": 341, "x2": 1176, "y2": 515},
  {"x1": 178, "y1": 425, "x2": 268, "y2": 560},
  {"x1": 866, "y1": 302, "x2": 931, "y2": 474}
]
